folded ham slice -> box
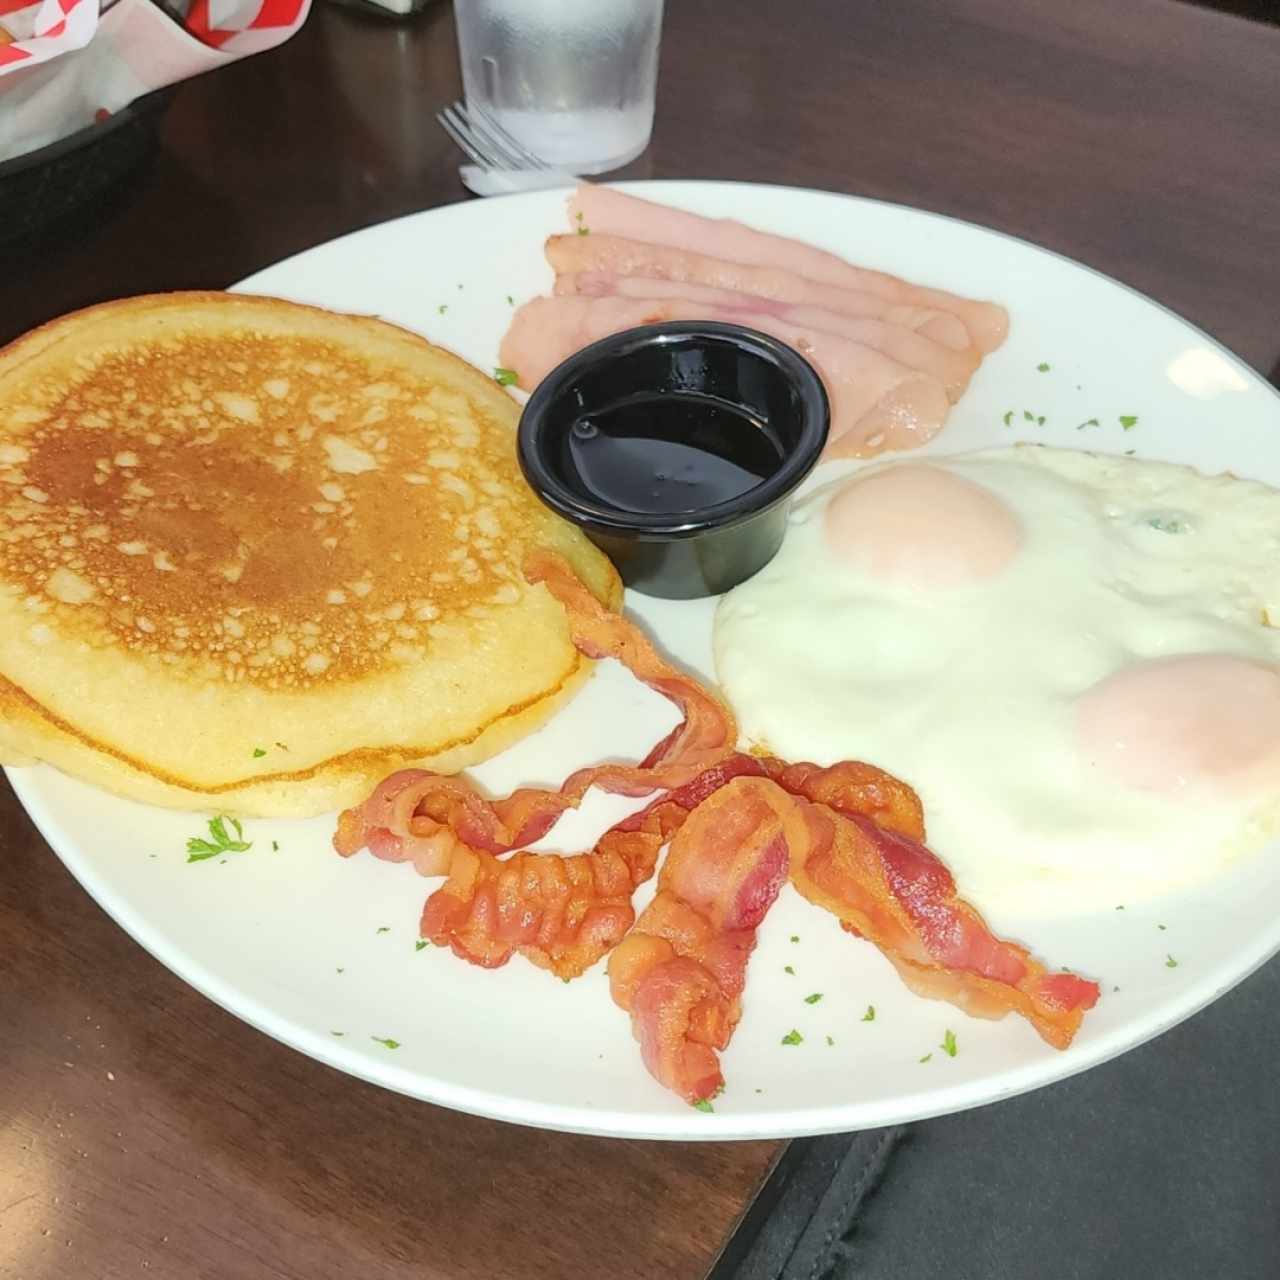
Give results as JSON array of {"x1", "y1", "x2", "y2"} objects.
[
  {"x1": 500, "y1": 294, "x2": 951, "y2": 457},
  {"x1": 568, "y1": 184, "x2": 1009, "y2": 355},
  {"x1": 556, "y1": 271, "x2": 980, "y2": 401},
  {"x1": 547, "y1": 234, "x2": 974, "y2": 352}
]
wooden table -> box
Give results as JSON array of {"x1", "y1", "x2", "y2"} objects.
[{"x1": 2, "y1": 2, "x2": 1277, "y2": 1277}]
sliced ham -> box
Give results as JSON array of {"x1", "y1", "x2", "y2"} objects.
[
  {"x1": 500, "y1": 294, "x2": 951, "y2": 457},
  {"x1": 556, "y1": 271, "x2": 979, "y2": 401},
  {"x1": 547, "y1": 233, "x2": 974, "y2": 352},
  {"x1": 568, "y1": 185, "x2": 1010, "y2": 354}
]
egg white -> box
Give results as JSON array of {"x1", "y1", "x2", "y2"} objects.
[{"x1": 713, "y1": 445, "x2": 1280, "y2": 916}]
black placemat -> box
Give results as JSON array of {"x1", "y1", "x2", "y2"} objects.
[{"x1": 718, "y1": 954, "x2": 1280, "y2": 1280}]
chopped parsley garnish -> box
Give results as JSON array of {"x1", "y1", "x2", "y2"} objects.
[
  {"x1": 862, "y1": 1005, "x2": 876, "y2": 1022},
  {"x1": 790, "y1": 935, "x2": 800, "y2": 943},
  {"x1": 826, "y1": 1035, "x2": 835, "y2": 1047},
  {"x1": 186, "y1": 815, "x2": 252, "y2": 862},
  {"x1": 271, "y1": 840, "x2": 280, "y2": 852},
  {"x1": 1166, "y1": 955, "x2": 1179, "y2": 968},
  {"x1": 1119, "y1": 415, "x2": 1139, "y2": 430},
  {"x1": 691, "y1": 1099, "x2": 714, "y2": 1113},
  {"x1": 1157, "y1": 924, "x2": 1167, "y2": 931},
  {"x1": 437, "y1": 304, "x2": 448, "y2": 315},
  {"x1": 804, "y1": 992, "x2": 823, "y2": 1005},
  {"x1": 336, "y1": 967, "x2": 345, "y2": 974},
  {"x1": 1037, "y1": 362, "x2": 1051, "y2": 372},
  {"x1": 1115, "y1": 904, "x2": 1125, "y2": 911},
  {"x1": 1124, "y1": 449, "x2": 1136, "y2": 456},
  {"x1": 1145, "y1": 514, "x2": 1187, "y2": 534},
  {"x1": 330, "y1": 1031, "x2": 345, "y2": 1037},
  {"x1": 376, "y1": 926, "x2": 390, "y2": 935},
  {"x1": 1023, "y1": 410, "x2": 1035, "y2": 422},
  {"x1": 941, "y1": 1029, "x2": 958, "y2": 1057},
  {"x1": 575, "y1": 210, "x2": 590, "y2": 236},
  {"x1": 252, "y1": 747, "x2": 266, "y2": 758},
  {"x1": 415, "y1": 940, "x2": 429, "y2": 951},
  {"x1": 493, "y1": 367, "x2": 519, "y2": 386},
  {"x1": 274, "y1": 741, "x2": 289, "y2": 751},
  {"x1": 1077, "y1": 418, "x2": 1100, "y2": 430},
  {"x1": 784, "y1": 965, "x2": 795, "y2": 975},
  {"x1": 371, "y1": 1036, "x2": 401, "y2": 1049},
  {"x1": 1002, "y1": 410, "x2": 1013, "y2": 427},
  {"x1": 919, "y1": 1053, "x2": 933, "y2": 1064},
  {"x1": 505, "y1": 294, "x2": 514, "y2": 306},
  {"x1": 781, "y1": 1029, "x2": 803, "y2": 1046}
]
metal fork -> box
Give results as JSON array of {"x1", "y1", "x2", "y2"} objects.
[{"x1": 436, "y1": 99, "x2": 577, "y2": 195}]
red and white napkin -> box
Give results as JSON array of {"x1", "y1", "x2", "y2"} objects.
[{"x1": 0, "y1": 0, "x2": 310, "y2": 163}]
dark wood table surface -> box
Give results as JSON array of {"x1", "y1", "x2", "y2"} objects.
[{"x1": 2, "y1": 2, "x2": 1277, "y2": 1278}]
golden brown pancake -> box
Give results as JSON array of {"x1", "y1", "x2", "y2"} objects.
[{"x1": 0, "y1": 292, "x2": 620, "y2": 816}]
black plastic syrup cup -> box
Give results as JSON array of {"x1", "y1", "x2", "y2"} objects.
[{"x1": 517, "y1": 322, "x2": 830, "y2": 599}]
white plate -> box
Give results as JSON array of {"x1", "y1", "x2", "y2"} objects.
[{"x1": 10, "y1": 182, "x2": 1280, "y2": 1140}]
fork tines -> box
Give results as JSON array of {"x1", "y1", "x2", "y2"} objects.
[{"x1": 437, "y1": 100, "x2": 551, "y2": 172}]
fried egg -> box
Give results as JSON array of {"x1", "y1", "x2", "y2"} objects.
[{"x1": 713, "y1": 445, "x2": 1280, "y2": 914}]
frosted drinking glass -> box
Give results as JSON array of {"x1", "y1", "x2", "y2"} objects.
[{"x1": 455, "y1": 0, "x2": 664, "y2": 175}]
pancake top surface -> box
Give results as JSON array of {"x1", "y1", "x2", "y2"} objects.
[{"x1": 0, "y1": 294, "x2": 575, "y2": 692}]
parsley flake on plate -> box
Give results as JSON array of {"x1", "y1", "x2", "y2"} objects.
[
  {"x1": 941, "y1": 1029, "x2": 958, "y2": 1057},
  {"x1": 376, "y1": 926, "x2": 391, "y2": 935},
  {"x1": 919, "y1": 1053, "x2": 933, "y2": 1064},
  {"x1": 1037, "y1": 362, "x2": 1051, "y2": 372},
  {"x1": 493, "y1": 367, "x2": 519, "y2": 386},
  {"x1": 1077, "y1": 418, "x2": 1100, "y2": 430},
  {"x1": 437, "y1": 304, "x2": 448, "y2": 315},
  {"x1": 781, "y1": 1029, "x2": 803, "y2": 1046},
  {"x1": 415, "y1": 940, "x2": 430, "y2": 952},
  {"x1": 252, "y1": 747, "x2": 266, "y2": 758},
  {"x1": 804, "y1": 993, "x2": 823, "y2": 1005},
  {"x1": 691, "y1": 1099, "x2": 714, "y2": 1113},
  {"x1": 784, "y1": 965, "x2": 795, "y2": 975},
  {"x1": 506, "y1": 294, "x2": 514, "y2": 306},
  {"x1": 186, "y1": 815, "x2": 252, "y2": 863},
  {"x1": 790, "y1": 935, "x2": 800, "y2": 943},
  {"x1": 1002, "y1": 410, "x2": 1013, "y2": 427},
  {"x1": 1120, "y1": 415, "x2": 1139, "y2": 430},
  {"x1": 862, "y1": 1005, "x2": 876, "y2": 1022},
  {"x1": 1166, "y1": 955, "x2": 1179, "y2": 968},
  {"x1": 371, "y1": 1036, "x2": 401, "y2": 1049}
]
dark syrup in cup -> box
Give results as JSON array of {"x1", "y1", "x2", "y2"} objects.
[{"x1": 518, "y1": 322, "x2": 830, "y2": 599}]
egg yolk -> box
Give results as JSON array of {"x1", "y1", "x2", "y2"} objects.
[
  {"x1": 1074, "y1": 654, "x2": 1280, "y2": 795},
  {"x1": 822, "y1": 464, "x2": 1024, "y2": 588}
]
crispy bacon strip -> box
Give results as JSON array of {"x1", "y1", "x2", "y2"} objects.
[
  {"x1": 759, "y1": 756, "x2": 926, "y2": 841},
  {"x1": 334, "y1": 555, "x2": 1100, "y2": 1104},
  {"x1": 332, "y1": 551, "x2": 737, "y2": 866},
  {"x1": 770, "y1": 794, "x2": 1099, "y2": 1049},
  {"x1": 608, "y1": 776, "x2": 790, "y2": 1103},
  {"x1": 422, "y1": 755, "x2": 769, "y2": 976}
]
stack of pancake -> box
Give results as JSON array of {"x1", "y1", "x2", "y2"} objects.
[{"x1": 0, "y1": 293, "x2": 618, "y2": 816}]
